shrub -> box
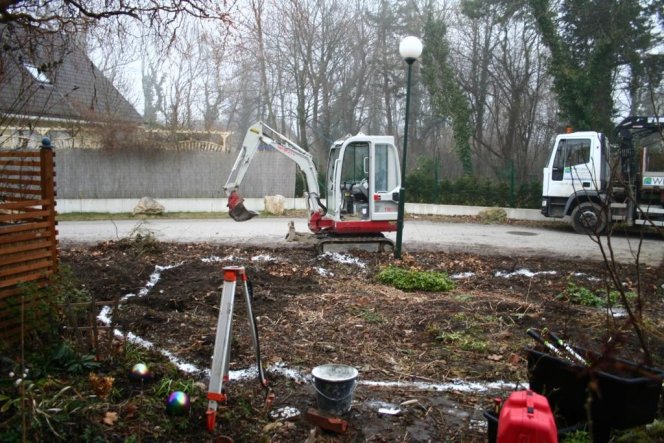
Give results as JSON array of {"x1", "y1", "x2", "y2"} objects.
[
  {"x1": 477, "y1": 208, "x2": 508, "y2": 224},
  {"x1": 376, "y1": 266, "x2": 455, "y2": 292},
  {"x1": 556, "y1": 280, "x2": 636, "y2": 308}
]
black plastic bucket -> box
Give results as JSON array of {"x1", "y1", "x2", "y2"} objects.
[{"x1": 311, "y1": 364, "x2": 358, "y2": 416}]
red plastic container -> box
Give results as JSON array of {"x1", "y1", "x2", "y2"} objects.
[{"x1": 497, "y1": 390, "x2": 557, "y2": 443}]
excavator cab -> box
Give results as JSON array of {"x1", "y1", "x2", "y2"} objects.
[{"x1": 325, "y1": 136, "x2": 401, "y2": 224}]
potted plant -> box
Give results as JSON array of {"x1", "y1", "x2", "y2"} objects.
[
  {"x1": 526, "y1": 333, "x2": 664, "y2": 441},
  {"x1": 525, "y1": 157, "x2": 664, "y2": 441}
]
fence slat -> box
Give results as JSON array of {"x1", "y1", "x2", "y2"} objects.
[
  {"x1": 0, "y1": 177, "x2": 41, "y2": 186},
  {"x1": 0, "y1": 238, "x2": 54, "y2": 256},
  {"x1": 0, "y1": 260, "x2": 52, "y2": 278},
  {"x1": 0, "y1": 249, "x2": 54, "y2": 267},
  {"x1": 0, "y1": 152, "x2": 40, "y2": 158},
  {"x1": 0, "y1": 270, "x2": 52, "y2": 289},
  {"x1": 0, "y1": 199, "x2": 48, "y2": 210},
  {"x1": 0, "y1": 186, "x2": 42, "y2": 196},
  {"x1": 0, "y1": 160, "x2": 40, "y2": 167},
  {"x1": 0, "y1": 221, "x2": 51, "y2": 234},
  {"x1": 0, "y1": 228, "x2": 51, "y2": 245},
  {"x1": 0, "y1": 169, "x2": 41, "y2": 177},
  {"x1": 0, "y1": 209, "x2": 51, "y2": 222}
]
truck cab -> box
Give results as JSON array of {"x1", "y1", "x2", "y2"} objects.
[
  {"x1": 541, "y1": 116, "x2": 664, "y2": 234},
  {"x1": 541, "y1": 131, "x2": 611, "y2": 233}
]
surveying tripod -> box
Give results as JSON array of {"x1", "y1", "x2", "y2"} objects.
[{"x1": 206, "y1": 266, "x2": 273, "y2": 432}]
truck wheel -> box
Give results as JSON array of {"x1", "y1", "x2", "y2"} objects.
[{"x1": 571, "y1": 202, "x2": 607, "y2": 235}]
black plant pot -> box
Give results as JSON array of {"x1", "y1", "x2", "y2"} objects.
[{"x1": 526, "y1": 347, "x2": 664, "y2": 442}]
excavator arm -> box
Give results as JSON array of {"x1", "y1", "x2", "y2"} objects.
[{"x1": 224, "y1": 122, "x2": 324, "y2": 221}]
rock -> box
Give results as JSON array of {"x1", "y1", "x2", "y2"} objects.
[
  {"x1": 133, "y1": 196, "x2": 165, "y2": 215},
  {"x1": 285, "y1": 220, "x2": 316, "y2": 243},
  {"x1": 264, "y1": 195, "x2": 286, "y2": 215}
]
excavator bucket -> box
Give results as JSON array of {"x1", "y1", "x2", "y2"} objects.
[{"x1": 228, "y1": 191, "x2": 258, "y2": 222}]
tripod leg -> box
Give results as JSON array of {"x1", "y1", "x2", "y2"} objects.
[
  {"x1": 206, "y1": 268, "x2": 239, "y2": 431},
  {"x1": 243, "y1": 277, "x2": 266, "y2": 385},
  {"x1": 242, "y1": 276, "x2": 273, "y2": 408}
]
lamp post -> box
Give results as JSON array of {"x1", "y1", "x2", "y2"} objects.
[{"x1": 395, "y1": 36, "x2": 422, "y2": 259}]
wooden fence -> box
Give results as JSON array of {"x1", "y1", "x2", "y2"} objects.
[{"x1": 0, "y1": 147, "x2": 58, "y2": 343}]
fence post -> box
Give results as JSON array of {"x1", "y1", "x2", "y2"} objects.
[{"x1": 40, "y1": 138, "x2": 58, "y2": 272}]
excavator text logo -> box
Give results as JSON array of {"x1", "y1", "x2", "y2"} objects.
[
  {"x1": 258, "y1": 142, "x2": 275, "y2": 152},
  {"x1": 275, "y1": 144, "x2": 295, "y2": 156}
]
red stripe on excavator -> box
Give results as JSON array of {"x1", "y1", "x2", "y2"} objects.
[{"x1": 333, "y1": 220, "x2": 397, "y2": 234}]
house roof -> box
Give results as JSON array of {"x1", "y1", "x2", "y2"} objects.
[{"x1": 0, "y1": 25, "x2": 143, "y2": 125}]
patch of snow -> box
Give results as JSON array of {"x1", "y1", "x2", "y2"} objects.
[
  {"x1": 451, "y1": 272, "x2": 475, "y2": 279},
  {"x1": 228, "y1": 366, "x2": 259, "y2": 381},
  {"x1": 315, "y1": 267, "x2": 334, "y2": 277},
  {"x1": 97, "y1": 306, "x2": 112, "y2": 325},
  {"x1": 321, "y1": 252, "x2": 366, "y2": 268},
  {"x1": 366, "y1": 400, "x2": 401, "y2": 415},
  {"x1": 251, "y1": 254, "x2": 276, "y2": 262},
  {"x1": 609, "y1": 307, "x2": 628, "y2": 318},
  {"x1": 360, "y1": 379, "x2": 520, "y2": 393},
  {"x1": 573, "y1": 272, "x2": 601, "y2": 282},
  {"x1": 495, "y1": 269, "x2": 557, "y2": 278},
  {"x1": 201, "y1": 255, "x2": 235, "y2": 263},
  {"x1": 269, "y1": 406, "x2": 300, "y2": 421},
  {"x1": 269, "y1": 362, "x2": 309, "y2": 383}
]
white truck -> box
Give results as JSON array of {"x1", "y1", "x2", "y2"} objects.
[{"x1": 541, "y1": 116, "x2": 664, "y2": 234}]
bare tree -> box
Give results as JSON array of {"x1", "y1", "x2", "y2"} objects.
[
  {"x1": 0, "y1": 1, "x2": 231, "y2": 38},
  {"x1": 451, "y1": 4, "x2": 556, "y2": 181}
]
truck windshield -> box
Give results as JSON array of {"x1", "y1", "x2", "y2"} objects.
[{"x1": 552, "y1": 138, "x2": 591, "y2": 180}]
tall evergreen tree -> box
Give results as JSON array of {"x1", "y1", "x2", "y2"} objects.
[
  {"x1": 527, "y1": 0, "x2": 659, "y2": 135},
  {"x1": 421, "y1": 15, "x2": 473, "y2": 176}
]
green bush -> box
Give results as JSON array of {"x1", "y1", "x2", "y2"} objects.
[
  {"x1": 405, "y1": 165, "x2": 541, "y2": 208},
  {"x1": 477, "y1": 208, "x2": 508, "y2": 224},
  {"x1": 556, "y1": 280, "x2": 636, "y2": 308},
  {"x1": 376, "y1": 266, "x2": 455, "y2": 292}
]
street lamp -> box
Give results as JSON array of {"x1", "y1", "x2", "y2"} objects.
[{"x1": 395, "y1": 36, "x2": 423, "y2": 259}]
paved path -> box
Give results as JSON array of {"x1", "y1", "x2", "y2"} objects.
[{"x1": 58, "y1": 218, "x2": 663, "y2": 265}]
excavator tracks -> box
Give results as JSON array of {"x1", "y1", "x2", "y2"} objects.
[{"x1": 316, "y1": 235, "x2": 395, "y2": 254}]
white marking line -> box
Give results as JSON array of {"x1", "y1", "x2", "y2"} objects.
[
  {"x1": 201, "y1": 255, "x2": 236, "y2": 263},
  {"x1": 321, "y1": 251, "x2": 366, "y2": 268},
  {"x1": 495, "y1": 268, "x2": 557, "y2": 278},
  {"x1": 121, "y1": 263, "x2": 182, "y2": 301},
  {"x1": 97, "y1": 260, "x2": 523, "y2": 394}
]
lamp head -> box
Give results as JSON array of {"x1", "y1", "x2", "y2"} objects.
[{"x1": 399, "y1": 36, "x2": 423, "y2": 63}]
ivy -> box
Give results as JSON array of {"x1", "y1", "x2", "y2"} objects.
[{"x1": 422, "y1": 14, "x2": 473, "y2": 176}]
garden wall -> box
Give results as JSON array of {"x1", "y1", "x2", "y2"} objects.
[{"x1": 55, "y1": 147, "x2": 296, "y2": 199}]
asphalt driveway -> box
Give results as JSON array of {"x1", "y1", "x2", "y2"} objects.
[{"x1": 57, "y1": 217, "x2": 663, "y2": 265}]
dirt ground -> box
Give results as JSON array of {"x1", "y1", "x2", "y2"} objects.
[{"x1": 60, "y1": 238, "x2": 664, "y2": 442}]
